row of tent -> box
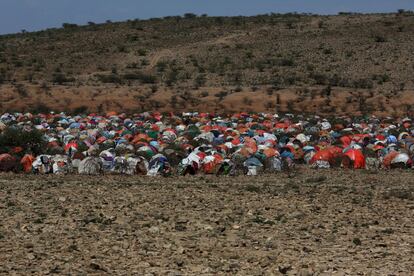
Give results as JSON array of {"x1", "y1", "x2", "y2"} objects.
[{"x1": 0, "y1": 111, "x2": 414, "y2": 176}]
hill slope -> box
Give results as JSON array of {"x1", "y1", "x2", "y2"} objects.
[{"x1": 1, "y1": 12, "x2": 414, "y2": 115}]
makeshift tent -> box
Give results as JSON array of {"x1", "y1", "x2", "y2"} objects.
[
  {"x1": 342, "y1": 149, "x2": 366, "y2": 169},
  {"x1": 78, "y1": 157, "x2": 102, "y2": 175},
  {"x1": 52, "y1": 155, "x2": 72, "y2": 174},
  {"x1": 0, "y1": 154, "x2": 17, "y2": 172},
  {"x1": 147, "y1": 154, "x2": 171, "y2": 176}
]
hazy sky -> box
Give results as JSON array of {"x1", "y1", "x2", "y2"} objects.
[{"x1": 1, "y1": 0, "x2": 414, "y2": 34}]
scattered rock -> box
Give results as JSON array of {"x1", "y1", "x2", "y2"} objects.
[
  {"x1": 148, "y1": 226, "x2": 160, "y2": 234},
  {"x1": 352, "y1": 237, "x2": 362, "y2": 246},
  {"x1": 278, "y1": 265, "x2": 292, "y2": 274},
  {"x1": 90, "y1": 262, "x2": 107, "y2": 272},
  {"x1": 232, "y1": 224, "x2": 241, "y2": 230},
  {"x1": 58, "y1": 196, "x2": 66, "y2": 202},
  {"x1": 27, "y1": 253, "x2": 36, "y2": 260},
  {"x1": 174, "y1": 224, "x2": 187, "y2": 232}
]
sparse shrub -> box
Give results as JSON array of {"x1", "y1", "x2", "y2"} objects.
[
  {"x1": 215, "y1": 17, "x2": 224, "y2": 25},
  {"x1": 194, "y1": 74, "x2": 206, "y2": 88},
  {"x1": 318, "y1": 20, "x2": 324, "y2": 28},
  {"x1": 97, "y1": 104, "x2": 103, "y2": 113},
  {"x1": 62, "y1": 23, "x2": 78, "y2": 29},
  {"x1": 52, "y1": 72, "x2": 73, "y2": 84},
  {"x1": 117, "y1": 45, "x2": 127, "y2": 53},
  {"x1": 245, "y1": 51, "x2": 254, "y2": 59},
  {"x1": 352, "y1": 237, "x2": 362, "y2": 246},
  {"x1": 243, "y1": 97, "x2": 252, "y2": 105},
  {"x1": 141, "y1": 58, "x2": 149, "y2": 66},
  {"x1": 311, "y1": 72, "x2": 328, "y2": 85},
  {"x1": 30, "y1": 103, "x2": 51, "y2": 115},
  {"x1": 286, "y1": 100, "x2": 295, "y2": 112},
  {"x1": 25, "y1": 73, "x2": 34, "y2": 82},
  {"x1": 170, "y1": 95, "x2": 178, "y2": 108},
  {"x1": 127, "y1": 34, "x2": 139, "y2": 42},
  {"x1": 156, "y1": 61, "x2": 168, "y2": 72},
  {"x1": 265, "y1": 101, "x2": 275, "y2": 109},
  {"x1": 372, "y1": 73, "x2": 390, "y2": 84},
  {"x1": 322, "y1": 85, "x2": 331, "y2": 96},
  {"x1": 200, "y1": 91, "x2": 209, "y2": 97},
  {"x1": 14, "y1": 60, "x2": 23, "y2": 67},
  {"x1": 276, "y1": 94, "x2": 281, "y2": 105},
  {"x1": 149, "y1": 99, "x2": 164, "y2": 108},
  {"x1": 40, "y1": 82, "x2": 50, "y2": 91},
  {"x1": 286, "y1": 21, "x2": 295, "y2": 29},
  {"x1": 323, "y1": 48, "x2": 333, "y2": 55},
  {"x1": 150, "y1": 84, "x2": 158, "y2": 93},
  {"x1": 278, "y1": 58, "x2": 295, "y2": 67},
  {"x1": 137, "y1": 49, "x2": 147, "y2": 56},
  {"x1": 121, "y1": 72, "x2": 157, "y2": 84},
  {"x1": 328, "y1": 74, "x2": 341, "y2": 86},
  {"x1": 374, "y1": 35, "x2": 387, "y2": 43},
  {"x1": 306, "y1": 64, "x2": 315, "y2": 71},
  {"x1": 15, "y1": 83, "x2": 28, "y2": 97},
  {"x1": 96, "y1": 73, "x2": 122, "y2": 84},
  {"x1": 0, "y1": 127, "x2": 46, "y2": 156},
  {"x1": 165, "y1": 69, "x2": 179, "y2": 86},
  {"x1": 215, "y1": 91, "x2": 228, "y2": 100},
  {"x1": 123, "y1": 63, "x2": 136, "y2": 70},
  {"x1": 184, "y1": 13, "x2": 197, "y2": 19},
  {"x1": 353, "y1": 79, "x2": 373, "y2": 89},
  {"x1": 72, "y1": 105, "x2": 89, "y2": 114},
  {"x1": 285, "y1": 76, "x2": 297, "y2": 85},
  {"x1": 234, "y1": 86, "x2": 243, "y2": 92}
]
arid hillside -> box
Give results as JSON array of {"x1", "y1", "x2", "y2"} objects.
[{"x1": 1, "y1": 12, "x2": 414, "y2": 115}]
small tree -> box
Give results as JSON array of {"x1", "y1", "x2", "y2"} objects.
[
  {"x1": 62, "y1": 23, "x2": 78, "y2": 29},
  {"x1": 194, "y1": 74, "x2": 206, "y2": 88},
  {"x1": 184, "y1": 13, "x2": 197, "y2": 19},
  {"x1": 0, "y1": 127, "x2": 46, "y2": 156}
]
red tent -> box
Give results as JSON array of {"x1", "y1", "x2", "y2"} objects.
[
  {"x1": 343, "y1": 149, "x2": 366, "y2": 169},
  {"x1": 21, "y1": 154, "x2": 35, "y2": 173},
  {"x1": 310, "y1": 149, "x2": 335, "y2": 164},
  {"x1": 327, "y1": 146, "x2": 343, "y2": 155},
  {"x1": 340, "y1": 135, "x2": 352, "y2": 147},
  {"x1": 383, "y1": 151, "x2": 399, "y2": 169},
  {"x1": 310, "y1": 146, "x2": 343, "y2": 166},
  {"x1": 64, "y1": 142, "x2": 78, "y2": 152}
]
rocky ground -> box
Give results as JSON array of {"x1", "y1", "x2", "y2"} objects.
[{"x1": 0, "y1": 168, "x2": 413, "y2": 275}]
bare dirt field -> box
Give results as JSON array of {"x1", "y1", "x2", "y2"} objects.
[{"x1": 1, "y1": 168, "x2": 413, "y2": 275}]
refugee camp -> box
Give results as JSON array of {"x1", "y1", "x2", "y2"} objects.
[{"x1": 1, "y1": 112, "x2": 414, "y2": 176}]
